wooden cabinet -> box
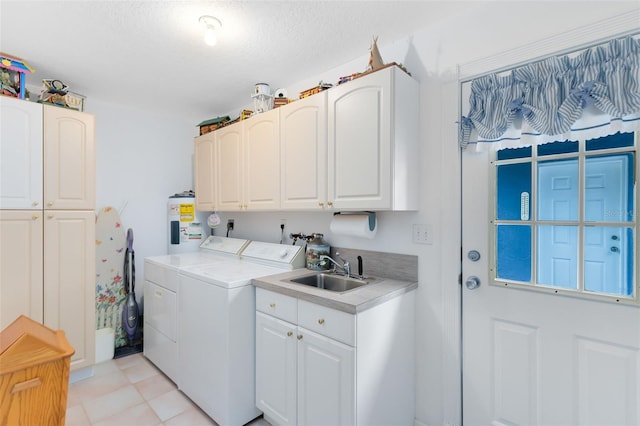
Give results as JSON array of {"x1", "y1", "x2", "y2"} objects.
[
  {"x1": 194, "y1": 132, "x2": 217, "y2": 211},
  {"x1": 256, "y1": 287, "x2": 415, "y2": 425},
  {"x1": 0, "y1": 101, "x2": 96, "y2": 371},
  {"x1": 0, "y1": 97, "x2": 43, "y2": 209},
  {"x1": 0, "y1": 315, "x2": 75, "y2": 426},
  {"x1": 328, "y1": 65, "x2": 419, "y2": 210},
  {"x1": 0, "y1": 211, "x2": 43, "y2": 326},
  {"x1": 280, "y1": 92, "x2": 328, "y2": 210}
]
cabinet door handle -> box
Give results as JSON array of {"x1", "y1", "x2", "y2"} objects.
[
  {"x1": 47, "y1": 201, "x2": 53, "y2": 207},
  {"x1": 11, "y1": 377, "x2": 42, "y2": 394},
  {"x1": 297, "y1": 334, "x2": 303, "y2": 340},
  {"x1": 32, "y1": 215, "x2": 39, "y2": 220},
  {"x1": 327, "y1": 201, "x2": 333, "y2": 207},
  {"x1": 155, "y1": 290, "x2": 163, "y2": 297},
  {"x1": 269, "y1": 303, "x2": 276, "y2": 308},
  {"x1": 287, "y1": 331, "x2": 293, "y2": 337},
  {"x1": 47, "y1": 214, "x2": 54, "y2": 219},
  {"x1": 318, "y1": 318, "x2": 325, "y2": 325},
  {"x1": 318, "y1": 202, "x2": 324, "y2": 208},
  {"x1": 32, "y1": 201, "x2": 39, "y2": 206}
]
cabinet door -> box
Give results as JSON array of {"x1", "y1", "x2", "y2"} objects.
[
  {"x1": 0, "y1": 97, "x2": 43, "y2": 209},
  {"x1": 280, "y1": 93, "x2": 328, "y2": 210},
  {"x1": 297, "y1": 327, "x2": 355, "y2": 425},
  {"x1": 328, "y1": 69, "x2": 392, "y2": 210},
  {"x1": 0, "y1": 210, "x2": 43, "y2": 329},
  {"x1": 194, "y1": 133, "x2": 217, "y2": 211},
  {"x1": 43, "y1": 105, "x2": 95, "y2": 210},
  {"x1": 216, "y1": 123, "x2": 244, "y2": 211},
  {"x1": 256, "y1": 312, "x2": 297, "y2": 426},
  {"x1": 245, "y1": 109, "x2": 280, "y2": 210},
  {"x1": 44, "y1": 210, "x2": 96, "y2": 370}
]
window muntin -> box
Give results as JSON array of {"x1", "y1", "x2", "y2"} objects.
[{"x1": 492, "y1": 132, "x2": 637, "y2": 303}]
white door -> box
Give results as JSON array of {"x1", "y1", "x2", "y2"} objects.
[
  {"x1": 0, "y1": 96, "x2": 43, "y2": 209},
  {"x1": 297, "y1": 327, "x2": 355, "y2": 426},
  {"x1": 462, "y1": 145, "x2": 640, "y2": 425},
  {"x1": 256, "y1": 312, "x2": 297, "y2": 426},
  {"x1": 44, "y1": 210, "x2": 96, "y2": 371}
]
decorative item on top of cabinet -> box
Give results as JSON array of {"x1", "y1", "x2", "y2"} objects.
[{"x1": 0, "y1": 52, "x2": 33, "y2": 99}]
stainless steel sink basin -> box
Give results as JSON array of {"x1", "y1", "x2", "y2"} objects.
[{"x1": 288, "y1": 272, "x2": 373, "y2": 292}]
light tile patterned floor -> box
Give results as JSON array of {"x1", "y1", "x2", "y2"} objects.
[{"x1": 66, "y1": 353, "x2": 271, "y2": 426}]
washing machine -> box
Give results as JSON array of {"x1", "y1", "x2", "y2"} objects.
[
  {"x1": 177, "y1": 240, "x2": 305, "y2": 426},
  {"x1": 143, "y1": 236, "x2": 249, "y2": 382}
]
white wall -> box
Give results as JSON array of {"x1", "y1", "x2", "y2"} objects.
[
  {"x1": 86, "y1": 99, "x2": 197, "y2": 309},
  {"x1": 83, "y1": 2, "x2": 638, "y2": 425}
]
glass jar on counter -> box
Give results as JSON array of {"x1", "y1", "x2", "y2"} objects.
[{"x1": 306, "y1": 233, "x2": 330, "y2": 270}]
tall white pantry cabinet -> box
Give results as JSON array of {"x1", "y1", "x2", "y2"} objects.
[{"x1": 0, "y1": 96, "x2": 96, "y2": 371}]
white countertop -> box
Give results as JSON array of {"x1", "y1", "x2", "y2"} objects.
[{"x1": 252, "y1": 268, "x2": 418, "y2": 314}]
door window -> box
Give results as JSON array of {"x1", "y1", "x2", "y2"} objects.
[{"x1": 492, "y1": 132, "x2": 637, "y2": 302}]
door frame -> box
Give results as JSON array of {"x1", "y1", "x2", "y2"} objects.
[{"x1": 450, "y1": 16, "x2": 639, "y2": 425}]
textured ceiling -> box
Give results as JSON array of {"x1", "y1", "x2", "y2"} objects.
[{"x1": 0, "y1": 0, "x2": 469, "y2": 121}]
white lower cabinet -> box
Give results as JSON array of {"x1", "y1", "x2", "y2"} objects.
[{"x1": 256, "y1": 287, "x2": 415, "y2": 425}]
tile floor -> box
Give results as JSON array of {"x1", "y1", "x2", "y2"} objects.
[{"x1": 66, "y1": 353, "x2": 270, "y2": 426}]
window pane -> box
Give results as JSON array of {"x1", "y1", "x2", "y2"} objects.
[
  {"x1": 497, "y1": 146, "x2": 531, "y2": 160},
  {"x1": 496, "y1": 224, "x2": 531, "y2": 282},
  {"x1": 537, "y1": 158, "x2": 578, "y2": 221},
  {"x1": 584, "y1": 226, "x2": 634, "y2": 297},
  {"x1": 586, "y1": 132, "x2": 634, "y2": 151},
  {"x1": 497, "y1": 162, "x2": 531, "y2": 220},
  {"x1": 585, "y1": 153, "x2": 634, "y2": 222},
  {"x1": 537, "y1": 225, "x2": 578, "y2": 289},
  {"x1": 537, "y1": 140, "x2": 578, "y2": 156}
]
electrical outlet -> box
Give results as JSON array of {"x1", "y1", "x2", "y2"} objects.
[
  {"x1": 227, "y1": 219, "x2": 234, "y2": 230},
  {"x1": 412, "y1": 224, "x2": 433, "y2": 245}
]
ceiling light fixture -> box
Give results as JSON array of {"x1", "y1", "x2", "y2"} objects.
[{"x1": 199, "y1": 15, "x2": 222, "y2": 46}]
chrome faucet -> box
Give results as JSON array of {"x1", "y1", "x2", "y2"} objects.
[{"x1": 320, "y1": 253, "x2": 350, "y2": 277}]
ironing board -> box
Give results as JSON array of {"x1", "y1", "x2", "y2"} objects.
[{"x1": 95, "y1": 206, "x2": 127, "y2": 348}]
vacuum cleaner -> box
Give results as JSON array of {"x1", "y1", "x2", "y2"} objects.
[{"x1": 122, "y1": 228, "x2": 139, "y2": 346}]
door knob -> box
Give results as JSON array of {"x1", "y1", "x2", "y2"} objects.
[
  {"x1": 610, "y1": 246, "x2": 620, "y2": 253},
  {"x1": 465, "y1": 276, "x2": 481, "y2": 290}
]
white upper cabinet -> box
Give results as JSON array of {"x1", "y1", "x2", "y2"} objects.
[
  {"x1": 194, "y1": 132, "x2": 217, "y2": 211},
  {"x1": 44, "y1": 105, "x2": 96, "y2": 210},
  {"x1": 0, "y1": 97, "x2": 43, "y2": 209},
  {"x1": 194, "y1": 65, "x2": 419, "y2": 212},
  {"x1": 328, "y1": 65, "x2": 419, "y2": 211},
  {"x1": 244, "y1": 108, "x2": 280, "y2": 210},
  {"x1": 215, "y1": 122, "x2": 244, "y2": 211},
  {"x1": 280, "y1": 92, "x2": 328, "y2": 211},
  {"x1": 213, "y1": 108, "x2": 280, "y2": 211}
]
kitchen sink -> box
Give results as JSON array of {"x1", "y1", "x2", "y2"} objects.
[{"x1": 288, "y1": 272, "x2": 373, "y2": 292}]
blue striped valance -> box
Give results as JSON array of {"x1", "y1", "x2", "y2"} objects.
[{"x1": 460, "y1": 36, "x2": 640, "y2": 149}]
